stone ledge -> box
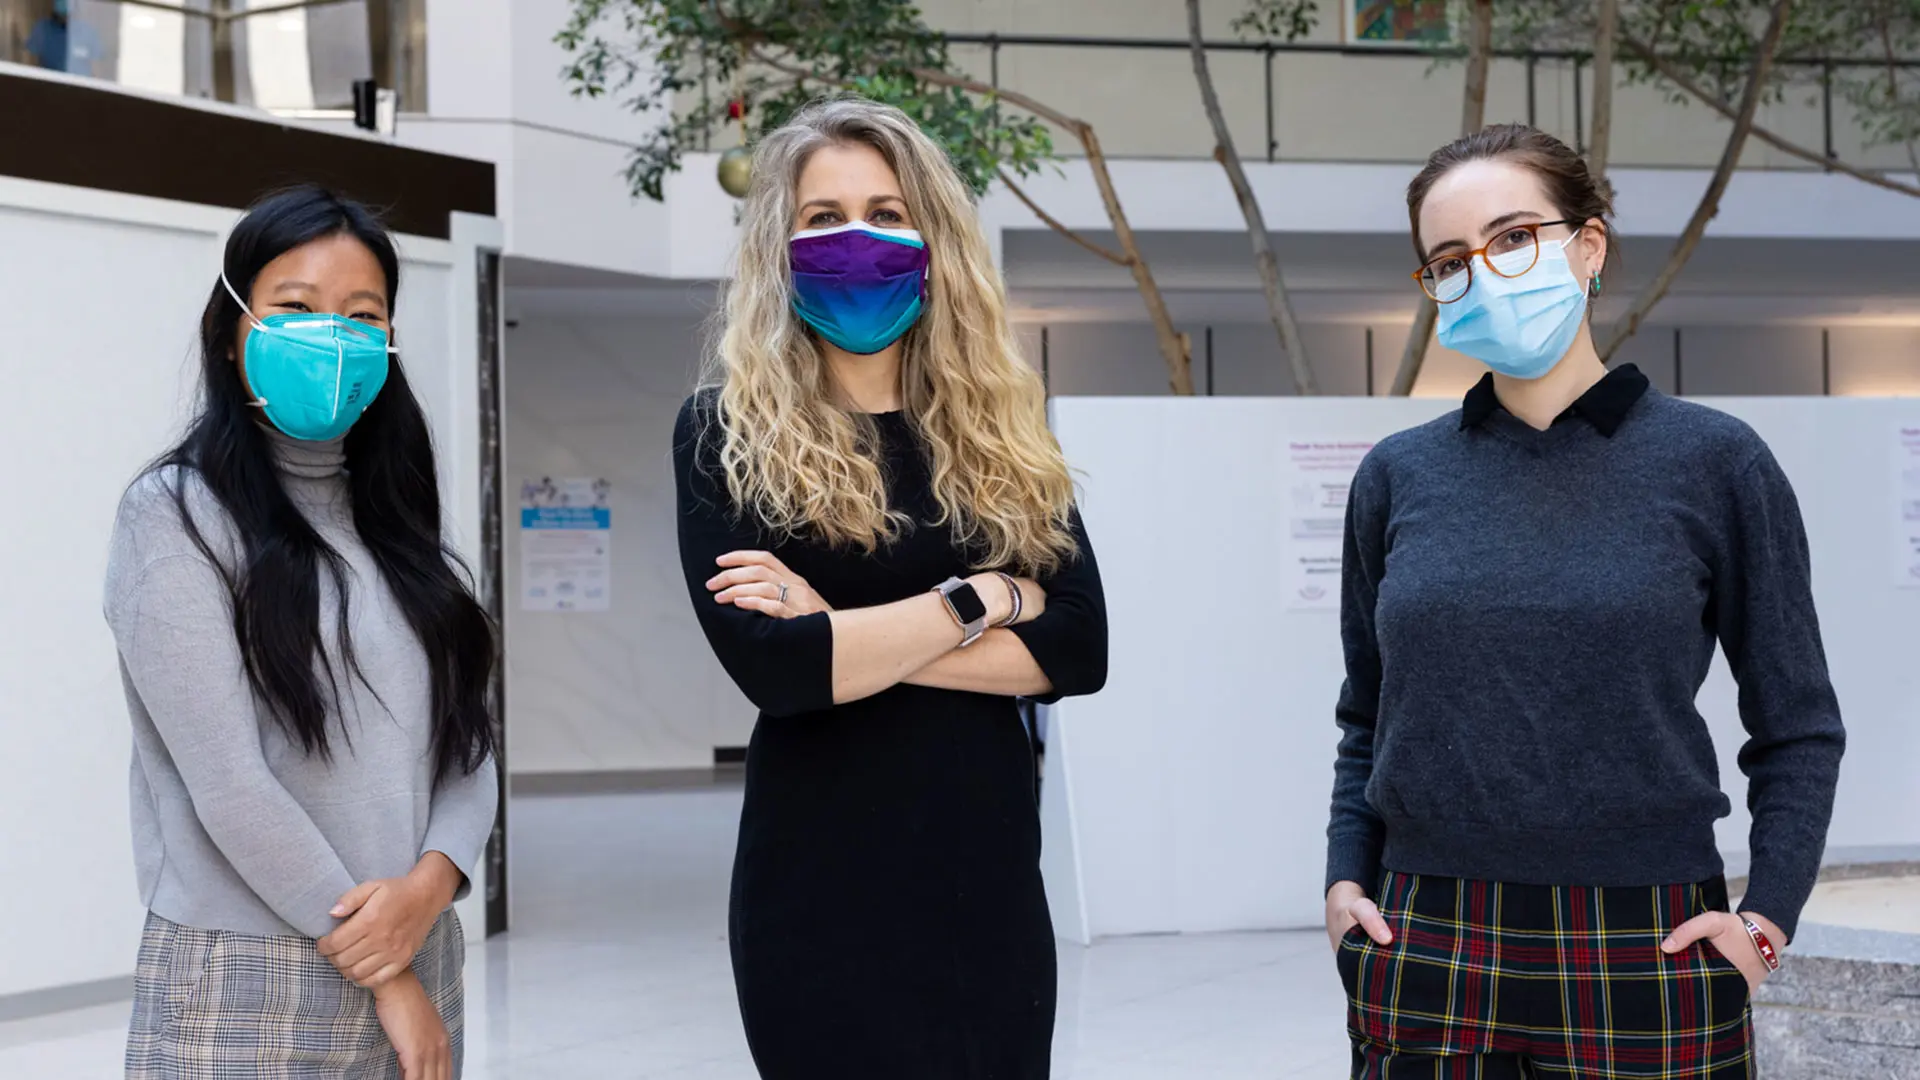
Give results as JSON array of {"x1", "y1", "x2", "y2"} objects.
[{"x1": 1755, "y1": 950, "x2": 1920, "y2": 1077}]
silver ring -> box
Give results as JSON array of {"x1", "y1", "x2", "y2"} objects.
[{"x1": 777, "y1": 583, "x2": 790, "y2": 605}]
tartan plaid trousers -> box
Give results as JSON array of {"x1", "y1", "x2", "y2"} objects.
[{"x1": 1336, "y1": 871, "x2": 1754, "y2": 1079}]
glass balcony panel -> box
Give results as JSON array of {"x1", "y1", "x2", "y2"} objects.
[{"x1": 0, "y1": 0, "x2": 422, "y2": 112}]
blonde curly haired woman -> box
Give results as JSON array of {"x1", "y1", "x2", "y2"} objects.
[{"x1": 672, "y1": 96, "x2": 1108, "y2": 1078}]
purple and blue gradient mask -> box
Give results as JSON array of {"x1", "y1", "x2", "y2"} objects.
[{"x1": 789, "y1": 222, "x2": 930, "y2": 355}]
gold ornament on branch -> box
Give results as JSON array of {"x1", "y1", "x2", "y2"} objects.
[
  {"x1": 717, "y1": 145, "x2": 754, "y2": 198},
  {"x1": 717, "y1": 54, "x2": 753, "y2": 200}
]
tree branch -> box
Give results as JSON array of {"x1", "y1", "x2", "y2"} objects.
[
  {"x1": 909, "y1": 58, "x2": 1190, "y2": 391},
  {"x1": 728, "y1": 9, "x2": 1088, "y2": 135},
  {"x1": 909, "y1": 66, "x2": 1088, "y2": 136},
  {"x1": 1600, "y1": 0, "x2": 1796, "y2": 360},
  {"x1": 1588, "y1": 0, "x2": 1619, "y2": 178},
  {"x1": 996, "y1": 168, "x2": 1129, "y2": 266},
  {"x1": 1187, "y1": 0, "x2": 1316, "y2": 396},
  {"x1": 1077, "y1": 125, "x2": 1194, "y2": 394},
  {"x1": 1458, "y1": 0, "x2": 1492, "y2": 136},
  {"x1": 1875, "y1": 0, "x2": 1920, "y2": 178},
  {"x1": 1391, "y1": 0, "x2": 1491, "y2": 397},
  {"x1": 1621, "y1": 31, "x2": 1920, "y2": 198}
]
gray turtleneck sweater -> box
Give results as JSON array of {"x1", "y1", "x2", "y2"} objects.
[{"x1": 104, "y1": 430, "x2": 497, "y2": 940}]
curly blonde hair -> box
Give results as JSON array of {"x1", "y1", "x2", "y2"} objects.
[{"x1": 704, "y1": 96, "x2": 1077, "y2": 574}]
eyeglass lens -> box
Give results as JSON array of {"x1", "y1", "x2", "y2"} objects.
[{"x1": 1420, "y1": 225, "x2": 1544, "y2": 303}]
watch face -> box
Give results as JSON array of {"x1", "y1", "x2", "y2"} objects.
[{"x1": 947, "y1": 582, "x2": 988, "y2": 625}]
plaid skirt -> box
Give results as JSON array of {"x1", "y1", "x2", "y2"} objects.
[
  {"x1": 1337, "y1": 871, "x2": 1753, "y2": 1079},
  {"x1": 126, "y1": 909, "x2": 466, "y2": 1080}
]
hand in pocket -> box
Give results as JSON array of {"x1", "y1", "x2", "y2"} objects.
[
  {"x1": 1662, "y1": 910, "x2": 1769, "y2": 993},
  {"x1": 1326, "y1": 880, "x2": 1395, "y2": 952}
]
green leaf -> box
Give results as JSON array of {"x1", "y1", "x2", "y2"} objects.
[{"x1": 555, "y1": 0, "x2": 1064, "y2": 202}]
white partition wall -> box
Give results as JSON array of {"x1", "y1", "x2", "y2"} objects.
[
  {"x1": 1041, "y1": 394, "x2": 1920, "y2": 944},
  {"x1": 0, "y1": 177, "x2": 496, "y2": 1005}
]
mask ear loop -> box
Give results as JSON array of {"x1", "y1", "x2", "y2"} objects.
[
  {"x1": 220, "y1": 272, "x2": 272, "y2": 409},
  {"x1": 1558, "y1": 226, "x2": 1601, "y2": 298},
  {"x1": 220, "y1": 271, "x2": 269, "y2": 334}
]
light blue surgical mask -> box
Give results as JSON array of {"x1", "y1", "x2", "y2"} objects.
[
  {"x1": 1435, "y1": 232, "x2": 1589, "y2": 381},
  {"x1": 222, "y1": 274, "x2": 395, "y2": 442}
]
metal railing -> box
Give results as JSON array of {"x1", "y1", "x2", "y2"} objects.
[{"x1": 927, "y1": 31, "x2": 1920, "y2": 171}]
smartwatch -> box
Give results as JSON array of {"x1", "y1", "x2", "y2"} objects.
[{"x1": 932, "y1": 577, "x2": 989, "y2": 647}]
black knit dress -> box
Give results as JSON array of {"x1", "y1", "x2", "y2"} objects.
[{"x1": 672, "y1": 395, "x2": 1108, "y2": 1079}]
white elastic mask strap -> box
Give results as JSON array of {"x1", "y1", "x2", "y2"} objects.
[
  {"x1": 221, "y1": 272, "x2": 268, "y2": 334},
  {"x1": 219, "y1": 272, "x2": 270, "y2": 408}
]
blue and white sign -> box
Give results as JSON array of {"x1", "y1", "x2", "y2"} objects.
[{"x1": 520, "y1": 477, "x2": 612, "y2": 612}]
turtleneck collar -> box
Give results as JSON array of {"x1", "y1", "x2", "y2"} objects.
[{"x1": 262, "y1": 424, "x2": 347, "y2": 480}]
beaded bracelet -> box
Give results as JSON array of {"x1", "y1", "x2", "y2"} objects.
[{"x1": 992, "y1": 571, "x2": 1022, "y2": 627}]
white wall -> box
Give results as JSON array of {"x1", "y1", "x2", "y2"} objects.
[
  {"x1": 0, "y1": 183, "x2": 209, "y2": 1001},
  {"x1": 0, "y1": 177, "x2": 494, "y2": 1001},
  {"x1": 501, "y1": 304, "x2": 747, "y2": 773},
  {"x1": 1041, "y1": 394, "x2": 1920, "y2": 942}
]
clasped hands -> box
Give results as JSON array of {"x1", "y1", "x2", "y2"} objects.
[
  {"x1": 707, "y1": 549, "x2": 1045, "y2": 626},
  {"x1": 1324, "y1": 880, "x2": 1781, "y2": 993},
  {"x1": 316, "y1": 853, "x2": 463, "y2": 1080}
]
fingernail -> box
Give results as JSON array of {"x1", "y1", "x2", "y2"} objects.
[
  {"x1": 1660, "y1": 939, "x2": 1675, "y2": 951},
  {"x1": 330, "y1": 906, "x2": 345, "y2": 916}
]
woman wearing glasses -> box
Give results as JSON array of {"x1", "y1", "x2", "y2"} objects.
[{"x1": 1325, "y1": 124, "x2": 1845, "y2": 1079}]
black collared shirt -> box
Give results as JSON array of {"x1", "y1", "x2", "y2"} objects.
[{"x1": 1459, "y1": 363, "x2": 1651, "y2": 438}]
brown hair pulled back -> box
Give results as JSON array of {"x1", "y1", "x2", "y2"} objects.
[{"x1": 1407, "y1": 123, "x2": 1619, "y2": 286}]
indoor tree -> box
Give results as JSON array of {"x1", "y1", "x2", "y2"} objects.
[{"x1": 556, "y1": 0, "x2": 1203, "y2": 394}]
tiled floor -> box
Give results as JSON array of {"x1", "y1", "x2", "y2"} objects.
[{"x1": 0, "y1": 787, "x2": 1352, "y2": 1078}]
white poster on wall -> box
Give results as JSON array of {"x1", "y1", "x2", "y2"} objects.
[
  {"x1": 1898, "y1": 425, "x2": 1920, "y2": 589},
  {"x1": 520, "y1": 477, "x2": 612, "y2": 612},
  {"x1": 1281, "y1": 439, "x2": 1376, "y2": 610}
]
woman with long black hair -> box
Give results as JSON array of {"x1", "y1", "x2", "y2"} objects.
[{"x1": 106, "y1": 186, "x2": 497, "y2": 1080}]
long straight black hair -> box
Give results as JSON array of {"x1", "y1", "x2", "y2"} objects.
[{"x1": 155, "y1": 185, "x2": 495, "y2": 786}]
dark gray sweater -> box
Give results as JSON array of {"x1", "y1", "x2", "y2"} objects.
[{"x1": 1326, "y1": 366, "x2": 1845, "y2": 939}]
